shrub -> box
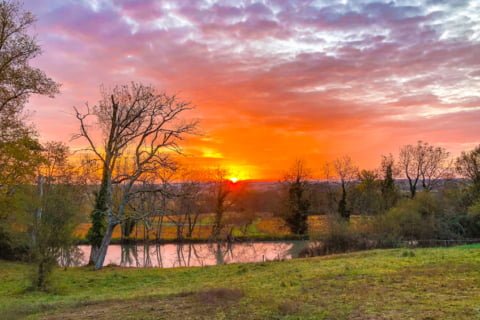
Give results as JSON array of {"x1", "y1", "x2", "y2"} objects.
[
  {"x1": 301, "y1": 216, "x2": 375, "y2": 257},
  {"x1": 373, "y1": 192, "x2": 441, "y2": 241},
  {"x1": 466, "y1": 200, "x2": 480, "y2": 237}
]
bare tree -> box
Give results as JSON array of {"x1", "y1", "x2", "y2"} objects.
[
  {"x1": 74, "y1": 83, "x2": 196, "y2": 270},
  {"x1": 170, "y1": 169, "x2": 205, "y2": 240},
  {"x1": 333, "y1": 156, "x2": 358, "y2": 220},
  {"x1": 398, "y1": 141, "x2": 450, "y2": 198},
  {"x1": 456, "y1": 145, "x2": 480, "y2": 194}
]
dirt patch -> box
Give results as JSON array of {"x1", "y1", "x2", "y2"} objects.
[
  {"x1": 39, "y1": 288, "x2": 244, "y2": 320},
  {"x1": 196, "y1": 288, "x2": 244, "y2": 305}
]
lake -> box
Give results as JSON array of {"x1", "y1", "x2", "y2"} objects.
[{"x1": 71, "y1": 241, "x2": 309, "y2": 268}]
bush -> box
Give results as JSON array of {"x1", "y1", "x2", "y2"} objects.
[
  {"x1": 301, "y1": 216, "x2": 375, "y2": 257},
  {"x1": 373, "y1": 192, "x2": 442, "y2": 241},
  {"x1": 301, "y1": 191, "x2": 472, "y2": 258},
  {"x1": 0, "y1": 227, "x2": 14, "y2": 259},
  {"x1": 466, "y1": 200, "x2": 480, "y2": 237}
]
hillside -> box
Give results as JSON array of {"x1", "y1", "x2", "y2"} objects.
[{"x1": 1, "y1": 245, "x2": 479, "y2": 319}]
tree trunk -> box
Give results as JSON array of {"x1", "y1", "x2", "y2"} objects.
[
  {"x1": 88, "y1": 245, "x2": 99, "y2": 265},
  {"x1": 94, "y1": 222, "x2": 116, "y2": 270}
]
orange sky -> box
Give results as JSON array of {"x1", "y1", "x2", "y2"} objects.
[{"x1": 25, "y1": 1, "x2": 480, "y2": 180}]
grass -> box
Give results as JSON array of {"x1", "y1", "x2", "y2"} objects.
[{"x1": 1, "y1": 245, "x2": 480, "y2": 319}]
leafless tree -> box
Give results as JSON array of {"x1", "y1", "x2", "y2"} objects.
[
  {"x1": 456, "y1": 145, "x2": 480, "y2": 194},
  {"x1": 73, "y1": 83, "x2": 196, "y2": 270},
  {"x1": 169, "y1": 169, "x2": 205, "y2": 240},
  {"x1": 398, "y1": 141, "x2": 451, "y2": 198}
]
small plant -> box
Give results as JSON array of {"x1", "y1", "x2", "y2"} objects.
[{"x1": 401, "y1": 250, "x2": 416, "y2": 257}]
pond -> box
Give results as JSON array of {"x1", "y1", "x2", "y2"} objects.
[{"x1": 71, "y1": 241, "x2": 309, "y2": 268}]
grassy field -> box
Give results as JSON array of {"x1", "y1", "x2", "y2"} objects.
[{"x1": 1, "y1": 245, "x2": 480, "y2": 319}]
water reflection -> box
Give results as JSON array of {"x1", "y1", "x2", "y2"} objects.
[{"x1": 74, "y1": 241, "x2": 307, "y2": 268}]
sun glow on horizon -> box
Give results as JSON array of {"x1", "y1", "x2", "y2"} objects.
[{"x1": 224, "y1": 163, "x2": 257, "y2": 181}]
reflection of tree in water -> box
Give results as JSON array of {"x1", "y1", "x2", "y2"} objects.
[
  {"x1": 83, "y1": 241, "x2": 305, "y2": 268},
  {"x1": 286, "y1": 241, "x2": 309, "y2": 259},
  {"x1": 175, "y1": 243, "x2": 204, "y2": 267},
  {"x1": 205, "y1": 242, "x2": 236, "y2": 265},
  {"x1": 154, "y1": 244, "x2": 163, "y2": 268},
  {"x1": 119, "y1": 244, "x2": 155, "y2": 267},
  {"x1": 121, "y1": 244, "x2": 136, "y2": 267},
  {"x1": 143, "y1": 244, "x2": 152, "y2": 267},
  {"x1": 223, "y1": 241, "x2": 305, "y2": 262},
  {"x1": 58, "y1": 246, "x2": 85, "y2": 267}
]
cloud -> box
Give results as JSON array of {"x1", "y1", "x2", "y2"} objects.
[{"x1": 25, "y1": 0, "x2": 480, "y2": 178}]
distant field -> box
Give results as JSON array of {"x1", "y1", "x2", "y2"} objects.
[
  {"x1": 1, "y1": 245, "x2": 479, "y2": 319},
  {"x1": 74, "y1": 214, "x2": 365, "y2": 241}
]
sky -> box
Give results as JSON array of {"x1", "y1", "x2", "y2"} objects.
[{"x1": 25, "y1": 0, "x2": 480, "y2": 180}]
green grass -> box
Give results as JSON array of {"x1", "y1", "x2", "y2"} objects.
[{"x1": 1, "y1": 246, "x2": 480, "y2": 319}]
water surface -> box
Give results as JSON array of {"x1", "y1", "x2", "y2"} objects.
[{"x1": 74, "y1": 241, "x2": 308, "y2": 268}]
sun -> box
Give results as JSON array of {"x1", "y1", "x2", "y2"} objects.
[{"x1": 229, "y1": 177, "x2": 239, "y2": 183}]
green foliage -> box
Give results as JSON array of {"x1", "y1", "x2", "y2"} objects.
[
  {"x1": 380, "y1": 154, "x2": 399, "y2": 209},
  {"x1": 31, "y1": 183, "x2": 84, "y2": 290},
  {"x1": 466, "y1": 200, "x2": 480, "y2": 237},
  {"x1": 305, "y1": 216, "x2": 373, "y2": 256},
  {"x1": 27, "y1": 142, "x2": 87, "y2": 290},
  {"x1": 350, "y1": 170, "x2": 384, "y2": 215},
  {"x1": 0, "y1": 0, "x2": 59, "y2": 262},
  {"x1": 0, "y1": 128, "x2": 45, "y2": 190},
  {"x1": 87, "y1": 191, "x2": 107, "y2": 247},
  {"x1": 0, "y1": 185, "x2": 40, "y2": 261},
  {"x1": 285, "y1": 180, "x2": 310, "y2": 235},
  {"x1": 337, "y1": 190, "x2": 348, "y2": 220},
  {"x1": 0, "y1": 0, "x2": 59, "y2": 117},
  {"x1": 400, "y1": 250, "x2": 416, "y2": 257},
  {"x1": 282, "y1": 160, "x2": 311, "y2": 235},
  {"x1": 373, "y1": 192, "x2": 464, "y2": 241}
]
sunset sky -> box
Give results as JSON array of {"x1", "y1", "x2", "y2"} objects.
[{"x1": 25, "y1": 0, "x2": 480, "y2": 180}]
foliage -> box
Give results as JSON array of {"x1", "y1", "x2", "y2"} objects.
[
  {"x1": 373, "y1": 192, "x2": 464, "y2": 241},
  {"x1": 304, "y1": 216, "x2": 373, "y2": 256},
  {"x1": 350, "y1": 170, "x2": 384, "y2": 215},
  {"x1": 281, "y1": 160, "x2": 311, "y2": 235},
  {"x1": 0, "y1": 0, "x2": 59, "y2": 261},
  {"x1": 0, "y1": 0, "x2": 59, "y2": 117},
  {"x1": 466, "y1": 200, "x2": 480, "y2": 237},
  {"x1": 380, "y1": 154, "x2": 399, "y2": 210},
  {"x1": 29, "y1": 142, "x2": 86, "y2": 291},
  {"x1": 332, "y1": 156, "x2": 358, "y2": 220}
]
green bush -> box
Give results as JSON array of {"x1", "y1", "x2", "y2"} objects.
[
  {"x1": 374, "y1": 192, "x2": 442, "y2": 241},
  {"x1": 301, "y1": 216, "x2": 374, "y2": 256},
  {"x1": 466, "y1": 201, "x2": 480, "y2": 237}
]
